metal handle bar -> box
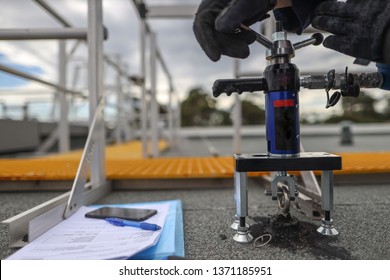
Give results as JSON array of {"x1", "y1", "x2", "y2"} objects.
[{"x1": 300, "y1": 72, "x2": 383, "y2": 90}]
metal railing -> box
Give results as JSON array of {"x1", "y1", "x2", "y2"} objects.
[
  {"x1": 0, "y1": 0, "x2": 183, "y2": 246},
  {"x1": 130, "y1": 0, "x2": 181, "y2": 158}
]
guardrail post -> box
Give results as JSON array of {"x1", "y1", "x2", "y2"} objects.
[
  {"x1": 58, "y1": 39, "x2": 70, "y2": 152},
  {"x1": 88, "y1": 0, "x2": 106, "y2": 186},
  {"x1": 150, "y1": 32, "x2": 159, "y2": 157}
]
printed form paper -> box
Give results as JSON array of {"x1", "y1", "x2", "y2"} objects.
[{"x1": 7, "y1": 203, "x2": 170, "y2": 260}]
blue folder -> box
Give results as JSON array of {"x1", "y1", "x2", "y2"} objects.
[
  {"x1": 93, "y1": 200, "x2": 184, "y2": 260},
  {"x1": 129, "y1": 200, "x2": 184, "y2": 260}
]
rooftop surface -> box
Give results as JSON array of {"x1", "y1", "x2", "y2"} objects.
[
  {"x1": 1, "y1": 183, "x2": 389, "y2": 259},
  {"x1": 1, "y1": 128, "x2": 390, "y2": 260}
]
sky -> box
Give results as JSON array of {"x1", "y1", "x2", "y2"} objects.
[{"x1": 0, "y1": 0, "x2": 386, "y2": 122}]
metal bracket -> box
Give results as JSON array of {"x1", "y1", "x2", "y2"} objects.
[
  {"x1": 1, "y1": 98, "x2": 111, "y2": 247},
  {"x1": 64, "y1": 97, "x2": 106, "y2": 218},
  {"x1": 271, "y1": 172, "x2": 296, "y2": 200},
  {"x1": 2, "y1": 182, "x2": 111, "y2": 248}
]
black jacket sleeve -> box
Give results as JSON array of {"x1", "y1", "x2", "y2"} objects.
[{"x1": 273, "y1": 0, "x2": 328, "y2": 34}]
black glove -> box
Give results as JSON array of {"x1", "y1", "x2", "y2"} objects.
[
  {"x1": 312, "y1": 0, "x2": 390, "y2": 63},
  {"x1": 193, "y1": 0, "x2": 276, "y2": 62}
]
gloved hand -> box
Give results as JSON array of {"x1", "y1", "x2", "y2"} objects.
[
  {"x1": 312, "y1": 0, "x2": 390, "y2": 64},
  {"x1": 193, "y1": 0, "x2": 276, "y2": 62}
]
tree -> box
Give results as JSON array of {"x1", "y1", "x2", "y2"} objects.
[
  {"x1": 240, "y1": 98, "x2": 266, "y2": 125},
  {"x1": 181, "y1": 87, "x2": 231, "y2": 126},
  {"x1": 324, "y1": 91, "x2": 383, "y2": 123}
]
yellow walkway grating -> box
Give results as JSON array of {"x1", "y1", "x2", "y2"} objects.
[
  {"x1": 109, "y1": 157, "x2": 234, "y2": 179},
  {"x1": 336, "y1": 152, "x2": 390, "y2": 175},
  {"x1": 0, "y1": 141, "x2": 169, "y2": 181},
  {"x1": 0, "y1": 143, "x2": 389, "y2": 181}
]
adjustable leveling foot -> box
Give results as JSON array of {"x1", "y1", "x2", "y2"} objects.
[
  {"x1": 233, "y1": 218, "x2": 253, "y2": 243},
  {"x1": 317, "y1": 211, "x2": 339, "y2": 236}
]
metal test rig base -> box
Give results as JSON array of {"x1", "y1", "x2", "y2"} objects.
[{"x1": 231, "y1": 152, "x2": 341, "y2": 243}]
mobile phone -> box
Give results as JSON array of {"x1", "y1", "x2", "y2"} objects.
[{"x1": 85, "y1": 207, "x2": 157, "y2": 221}]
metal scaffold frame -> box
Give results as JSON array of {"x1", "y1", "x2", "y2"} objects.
[
  {"x1": 1, "y1": 0, "x2": 110, "y2": 247},
  {"x1": 0, "y1": 0, "x2": 185, "y2": 248},
  {"x1": 131, "y1": 0, "x2": 183, "y2": 158}
]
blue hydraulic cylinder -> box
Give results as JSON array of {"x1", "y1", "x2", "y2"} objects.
[{"x1": 266, "y1": 90, "x2": 300, "y2": 157}]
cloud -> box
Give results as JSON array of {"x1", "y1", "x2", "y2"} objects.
[
  {"x1": 0, "y1": 52, "x2": 44, "y2": 88},
  {"x1": 0, "y1": 0, "x2": 384, "y2": 121}
]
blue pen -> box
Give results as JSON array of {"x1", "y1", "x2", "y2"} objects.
[{"x1": 105, "y1": 217, "x2": 162, "y2": 231}]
